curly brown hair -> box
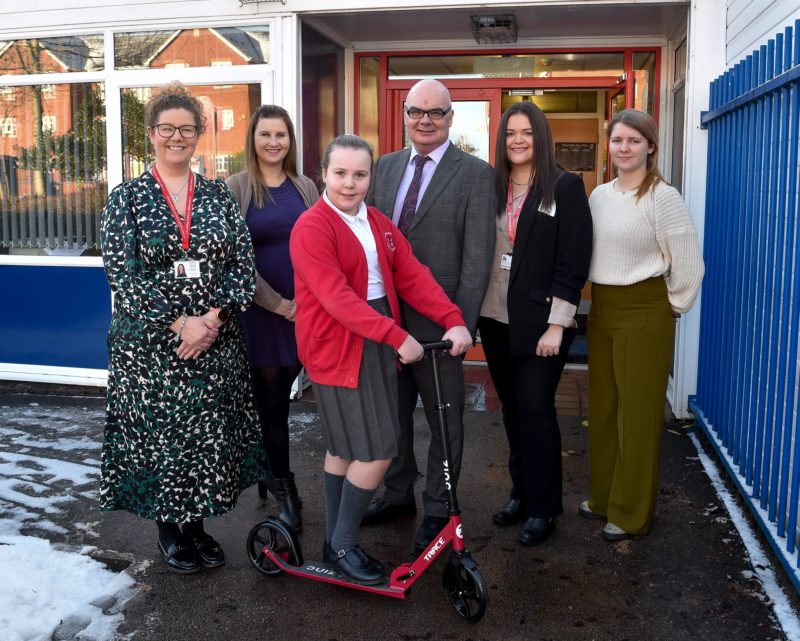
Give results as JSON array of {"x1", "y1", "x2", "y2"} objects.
[{"x1": 145, "y1": 81, "x2": 206, "y2": 134}]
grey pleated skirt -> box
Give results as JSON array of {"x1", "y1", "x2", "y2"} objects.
[{"x1": 312, "y1": 297, "x2": 400, "y2": 462}]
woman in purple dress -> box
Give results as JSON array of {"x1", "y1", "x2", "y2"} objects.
[{"x1": 227, "y1": 105, "x2": 318, "y2": 530}]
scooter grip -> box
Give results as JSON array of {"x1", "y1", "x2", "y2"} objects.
[{"x1": 422, "y1": 340, "x2": 453, "y2": 352}]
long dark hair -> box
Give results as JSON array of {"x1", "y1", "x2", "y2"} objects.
[
  {"x1": 245, "y1": 104, "x2": 299, "y2": 208},
  {"x1": 608, "y1": 109, "x2": 664, "y2": 202},
  {"x1": 494, "y1": 101, "x2": 558, "y2": 213}
]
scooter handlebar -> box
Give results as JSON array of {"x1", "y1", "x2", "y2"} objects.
[{"x1": 422, "y1": 340, "x2": 453, "y2": 352}]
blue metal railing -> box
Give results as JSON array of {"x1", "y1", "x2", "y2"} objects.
[{"x1": 692, "y1": 19, "x2": 800, "y2": 593}]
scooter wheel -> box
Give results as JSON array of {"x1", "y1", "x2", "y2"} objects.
[
  {"x1": 442, "y1": 559, "x2": 488, "y2": 623},
  {"x1": 246, "y1": 518, "x2": 301, "y2": 577}
]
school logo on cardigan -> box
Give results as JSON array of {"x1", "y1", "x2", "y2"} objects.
[{"x1": 384, "y1": 232, "x2": 396, "y2": 251}]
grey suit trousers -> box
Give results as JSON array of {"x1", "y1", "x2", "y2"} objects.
[{"x1": 382, "y1": 352, "x2": 465, "y2": 518}]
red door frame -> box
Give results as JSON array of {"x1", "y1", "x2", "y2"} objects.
[{"x1": 353, "y1": 46, "x2": 660, "y2": 156}]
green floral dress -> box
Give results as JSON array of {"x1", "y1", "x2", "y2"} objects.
[{"x1": 100, "y1": 171, "x2": 266, "y2": 523}]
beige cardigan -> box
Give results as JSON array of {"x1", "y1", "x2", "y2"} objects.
[{"x1": 226, "y1": 170, "x2": 319, "y2": 311}]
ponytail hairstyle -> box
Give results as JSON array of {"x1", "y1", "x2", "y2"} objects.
[
  {"x1": 608, "y1": 109, "x2": 664, "y2": 202},
  {"x1": 321, "y1": 133, "x2": 374, "y2": 171}
]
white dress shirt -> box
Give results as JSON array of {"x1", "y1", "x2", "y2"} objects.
[
  {"x1": 390, "y1": 140, "x2": 451, "y2": 226},
  {"x1": 323, "y1": 191, "x2": 387, "y2": 300}
]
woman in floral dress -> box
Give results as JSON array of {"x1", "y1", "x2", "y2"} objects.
[{"x1": 100, "y1": 82, "x2": 265, "y2": 574}]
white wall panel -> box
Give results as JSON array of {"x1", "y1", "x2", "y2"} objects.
[{"x1": 727, "y1": 0, "x2": 800, "y2": 65}]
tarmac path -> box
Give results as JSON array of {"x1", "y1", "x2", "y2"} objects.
[{"x1": 0, "y1": 384, "x2": 795, "y2": 641}]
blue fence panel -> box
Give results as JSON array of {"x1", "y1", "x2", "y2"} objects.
[{"x1": 692, "y1": 19, "x2": 800, "y2": 593}]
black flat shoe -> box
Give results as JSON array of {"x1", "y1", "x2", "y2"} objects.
[
  {"x1": 518, "y1": 517, "x2": 556, "y2": 546},
  {"x1": 158, "y1": 536, "x2": 201, "y2": 574},
  {"x1": 324, "y1": 540, "x2": 385, "y2": 574},
  {"x1": 492, "y1": 498, "x2": 525, "y2": 526},
  {"x1": 361, "y1": 496, "x2": 416, "y2": 526},
  {"x1": 414, "y1": 515, "x2": 449, "y2": 553},
  {"x1": 188, "y1": 532, "x2": 225, "y2": 568},
  {"x1": 325, "y1": 545, "x2": 386, "y2": 585}
]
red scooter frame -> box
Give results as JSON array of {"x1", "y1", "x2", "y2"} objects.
[{"x1": 246, "y1": 341, "x2": 488, "y2": 622}]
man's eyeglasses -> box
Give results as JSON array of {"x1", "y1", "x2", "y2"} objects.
[
  {"x1": 404, "y1": 105, "x2": 452, "y2": 121},
  {"x1": 154, "y1": 124, "x2": 199, "y2": 139}
]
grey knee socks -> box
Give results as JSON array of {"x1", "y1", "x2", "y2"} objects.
[
  {"x1": 323, "y1": 471, "x2": 345, "y2": 543},
  {"x1": 330, "y1": 479, "x2": 376, "y2": 553}
]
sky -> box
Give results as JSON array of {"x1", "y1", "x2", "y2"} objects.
[{"x1": 0, "y1": 402, "x2": 138, "y2": 641}]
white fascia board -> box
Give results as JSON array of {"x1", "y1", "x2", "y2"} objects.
[
  {"x1": 0, "y1": 256, "x2": 104, "y2": 267},
  {"x1": 293, "y1": 0, "x2": 680, "y2": 12}
]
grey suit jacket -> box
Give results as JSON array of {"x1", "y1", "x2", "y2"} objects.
[{"x1": 367, "y1": 143, "x2": 496, "y2": 340}]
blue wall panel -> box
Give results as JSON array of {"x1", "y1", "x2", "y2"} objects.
[{"x1": 0, "y1": 264, "x2": 110, "y2": 369}]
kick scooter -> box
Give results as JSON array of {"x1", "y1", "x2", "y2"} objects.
[{"x1": 246, "y1": 340, "x2": 488, "y2": 623}]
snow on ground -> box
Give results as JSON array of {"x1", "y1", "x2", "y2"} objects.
[{"x1": 0, "y1": 402, "x2": 138, "y2": 641}]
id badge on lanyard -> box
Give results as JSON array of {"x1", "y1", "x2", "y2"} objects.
[
  {"x1": 151, "y1": 167, "x2": 202, "y2": 279},
  {"x1": 502, "y1": 182, "x2": 528, "y2": 271}
]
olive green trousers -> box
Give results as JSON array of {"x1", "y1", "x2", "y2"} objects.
[{"x1": 587, "y1": 277, "x2": 675, "y2": 535}]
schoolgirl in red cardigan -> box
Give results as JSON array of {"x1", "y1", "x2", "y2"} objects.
[{"x1": 290, "y1": 134, "x2": 471, "y2": 585}]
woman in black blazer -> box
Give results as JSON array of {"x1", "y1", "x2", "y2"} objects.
[{"x1": 478, "y1": 101, "x2": 592, "y2": 545}]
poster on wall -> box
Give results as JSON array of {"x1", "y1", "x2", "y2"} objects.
[{"x1": 555, "y1": 142, "x2": 596, "y2": 172}]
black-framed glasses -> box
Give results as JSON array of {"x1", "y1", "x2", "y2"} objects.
[
  {"x1": 404, "y1": 105, "x2": 452, "y2": 121},
  {"x1": 154, "y1": 124, "x2": 199, "y2": 139}
]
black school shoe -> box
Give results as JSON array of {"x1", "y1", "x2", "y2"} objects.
[
  {"x1": 324, "y1": 544, "x2": 386, "y2": 585},
  {"x1": 158, "y1": 535, "x2": 201, "y2": 574},
  {"x1": 324, "y1": 540, "x2": 385, "y2": 575},
  {"x1": 188, "y1": 532, "x2": 225, "y2": 568}
]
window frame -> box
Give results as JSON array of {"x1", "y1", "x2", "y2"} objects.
[{"x1": 0, "y1": 19, "x2": 277, "y2": 263}]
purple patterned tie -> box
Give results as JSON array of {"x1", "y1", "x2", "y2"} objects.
[{"x1": 398, "y1": 155, "x2": 431, "y2": 235}]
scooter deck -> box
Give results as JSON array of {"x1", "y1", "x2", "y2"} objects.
[{"x1": 263, "y1": 548, "x2": 409, "y2": 598}]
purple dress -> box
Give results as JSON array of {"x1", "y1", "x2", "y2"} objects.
[{"x1": 240, "y1": 179, "x2": 307, "y2": 367}]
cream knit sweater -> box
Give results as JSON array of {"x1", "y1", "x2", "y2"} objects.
[{"x1": 588, "y1": 179, "x2": 704, "y2": 313}]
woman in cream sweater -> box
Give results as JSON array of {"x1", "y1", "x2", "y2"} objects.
[{"x1": 583, "y1": 109, "x2": 703, "y2": 542}]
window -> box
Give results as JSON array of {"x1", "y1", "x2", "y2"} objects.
[
  {"x1": 114, "y1": 26, "x2": 270, "y2": 69},
  {"x1": 0, "y1": 82, "x2": 106, "y2": 254},
  {"x1": 0, "y1": 36, "x2": 105, "y2": 74},
  {"x1": 215, "y1": 155, "x2": 230, "y2": 173},
  {"x1": 0, "y1": 86, "x2": 14, "y2": 101},
  {"x1": 165, "y1": 62, "x2": 188, "y2": 68},
  {"x1": 121, "y1": 83, "x2": 261, "y2": 182},
  {"x1": 41, "y1": 84, "x2": 56, "y2": 97},
  {"x1": 221, "y1": 109, "x2": 234, "y2": 131},
  {"x1": 1, "y1": 117, "x2": 17, "y2": 136}
]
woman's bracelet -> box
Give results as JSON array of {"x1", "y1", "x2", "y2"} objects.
[{"x1": 178, "y1": 313, "x2": 188, "y2": 340}]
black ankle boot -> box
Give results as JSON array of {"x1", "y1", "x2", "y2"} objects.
[{"x1": 268, "y1": 472, "x2": 302, "y2": 531}]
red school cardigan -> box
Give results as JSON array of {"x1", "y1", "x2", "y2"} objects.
[{"x1": 290, "y1": 198, "x2": 465, "y2": 388}]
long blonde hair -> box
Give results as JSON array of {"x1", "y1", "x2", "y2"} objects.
[{"x1": 608, "y1": 109, "x2": 664, "y2": 202}]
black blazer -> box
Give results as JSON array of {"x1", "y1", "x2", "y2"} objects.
[{"x1": 507, "y1": 170, "x2": 593, "y2": 356}]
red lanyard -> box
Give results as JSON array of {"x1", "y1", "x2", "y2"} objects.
[
  {"x1": 151, "y1": 167, "x2": 195, "y2": 251},
  {"x1": 506, "y1": 181, "x2": 529, "y2": 247}
]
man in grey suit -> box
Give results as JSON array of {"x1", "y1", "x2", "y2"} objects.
[{"x1": 363, "y1": 78, "x2": 496, "y2": 552}]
